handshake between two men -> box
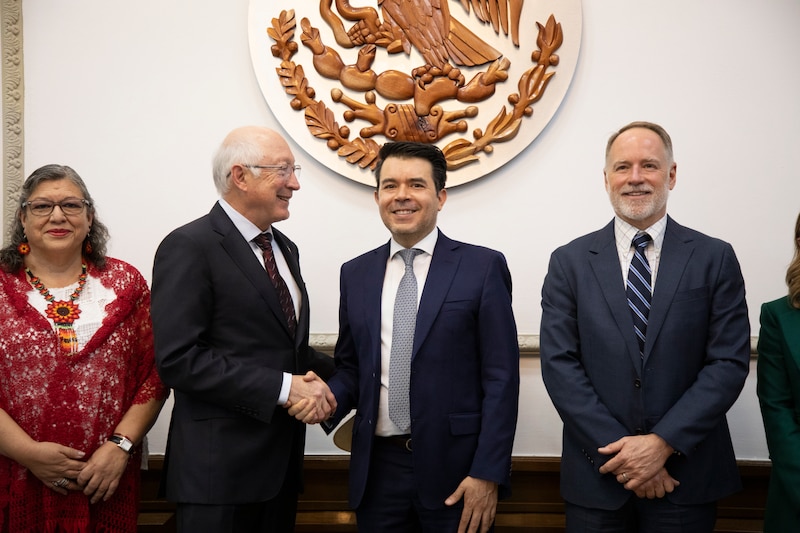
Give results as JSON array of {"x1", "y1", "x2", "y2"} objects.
[{"x1": 284, "y1": 371, "x2": 337, "y2": 425}]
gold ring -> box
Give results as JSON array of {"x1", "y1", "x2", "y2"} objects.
[{"x1": 621, "y1": 472, "x2": 628, "y2": 482}]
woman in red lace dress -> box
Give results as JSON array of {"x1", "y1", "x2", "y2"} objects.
[{"x1": 0, "y1": 164, "x2": 168, "y2": 532}]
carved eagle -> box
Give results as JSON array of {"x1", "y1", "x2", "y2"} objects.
[{"x1": 322, "y1": 0, "x2": 523, "y2": 69}]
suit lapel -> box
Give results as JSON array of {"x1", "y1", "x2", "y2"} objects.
[
  {"x1": 273, "y1": 228, "x2": 307, "y2": 345},
  {"x1": 210, "y1": 204, "x2": 292, "y2": 338},
  {"x1": 588, "y1": 221, "x2": 643, "y2": 373},
  {"x1": 362, "y1": 244, "x2": 391, "y2": 370},
  {"x1": 644, "y1": 217, "x2": 693, "y2": 363},
  {"x1": 413, "y1": 232, "x2": 460, "y2": 357},
  {"x1": 273, "y1": 228, "x2": 302, "y2": 288},
  {"x1": 775, "y1": 299, "x2": 800, "y2": 369}
]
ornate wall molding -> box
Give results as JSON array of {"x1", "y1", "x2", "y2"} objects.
[
  {"x1": 2, "y1": 0, "x2": 24, "y2": 242},
  {"x1": 310, "y1": 333, "x2": 759, "y2": 358},
  {"x1": 308, "y1": 333, "x2": 550, "y2": 354}
]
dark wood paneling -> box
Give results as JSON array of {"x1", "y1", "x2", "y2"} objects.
[
  {"x1": 138, "y1": 455, "x2": 768, "y2": 532},
  {"x1": 138, "y1": 456, "x2": 175, "y2": 532}
]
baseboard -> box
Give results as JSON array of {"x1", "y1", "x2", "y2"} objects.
[{"x1": 138, "y1": 455, "x2": 769, "y2": 533}]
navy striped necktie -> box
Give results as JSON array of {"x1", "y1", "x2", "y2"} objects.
[{"x1": 627, "y1": 232, "x2": 652, "y2": 358}]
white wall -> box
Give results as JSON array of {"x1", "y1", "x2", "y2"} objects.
[{"x1": 20, "y1": 0, "x2": 800, "y2": 460}]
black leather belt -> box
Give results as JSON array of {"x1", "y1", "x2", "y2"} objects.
[{"x1": 377, "y1": 434, "x2": 412, "y2": 452}]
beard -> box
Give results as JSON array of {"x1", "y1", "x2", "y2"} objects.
[{"x1": 609, "y1": 186, "x2": 670, "y2": 226}]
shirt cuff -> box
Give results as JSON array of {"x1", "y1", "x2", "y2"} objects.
[{"x1": 278, "y1": 372, "x2": 291, "y2": 405}]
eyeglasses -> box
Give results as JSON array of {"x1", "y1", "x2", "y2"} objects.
[
  {"x1": 22, "y1": 198, "x2": 91, "y2": 217},
  {"x1": 245, "y1": 164, "x2": 301, "y2": 179}
]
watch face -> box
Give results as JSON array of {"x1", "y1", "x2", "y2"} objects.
[{"x1": 110, "y1": 435, "x2": 133, "y2": 453}]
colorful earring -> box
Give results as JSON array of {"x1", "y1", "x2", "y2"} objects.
[
  {"x1": 83, "y1": 230, "x2": 92, "y2": 254},
  {"x1": 17, "y1": 235, "x2": 30, "y2": 256}
]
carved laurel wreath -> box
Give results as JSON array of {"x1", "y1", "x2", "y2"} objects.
[{"x1": 267, "y1": 8, "x2": 563, "y2": 172}]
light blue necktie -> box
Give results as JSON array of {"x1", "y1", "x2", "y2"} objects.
[
  {"x1": 388, "y1": 248, "x2": 422, "y2": 432},
  {"x1": 627, "y1": 232, "x2": 652, "y2": 359}
]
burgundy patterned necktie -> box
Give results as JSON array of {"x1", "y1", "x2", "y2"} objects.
[{"x1": 253, "y1": 233, "x2": 297, "y2": 336}]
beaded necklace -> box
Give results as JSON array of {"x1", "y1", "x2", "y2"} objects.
[{"x1": 25, "y1": 263, "x2": 88, "y2": 354}]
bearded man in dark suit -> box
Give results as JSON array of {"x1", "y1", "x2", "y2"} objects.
[{"x1": 540, "y1": 121, "x2": 750, "y2": 532}]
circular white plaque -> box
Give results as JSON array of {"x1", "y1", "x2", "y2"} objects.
[{"x1": 249, "y1": 0, "x2": 582, "y2": 187}]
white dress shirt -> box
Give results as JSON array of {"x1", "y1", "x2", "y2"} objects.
[
  {"x1": 219, "y1": 198, "x2": 300, "y2": 405},
  {"x1": 614, "y1": 215, "x2": 667, "y2": 290},
  {"x1": 375, "y1": 229, "x2": 438, "y2": 437}
]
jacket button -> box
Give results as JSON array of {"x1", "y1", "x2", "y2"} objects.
[{"x1": 634, "y1": 379, "x2": 641, "y2": 388}]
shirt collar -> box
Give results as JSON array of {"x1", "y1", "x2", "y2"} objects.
[
  {"x1": 389, "y1": 228, "x2": 438, "y2": 258},
  {"x1": 614, "y1": 215, "x2": 667, "y2": 253},
  {"x1": 218, "y1": 198, "x2": 271, "y2": 243}
]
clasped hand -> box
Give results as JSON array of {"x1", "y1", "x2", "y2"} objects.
[
  {"x1": 597, "y1": 434, "x2": 680, "y2": 499},
  {"x1": 285, "y1": 371, "x2": 337, "y2": 424},
  {"x1": 23, "y1": 440, "x2": 128, "y2": 503}
]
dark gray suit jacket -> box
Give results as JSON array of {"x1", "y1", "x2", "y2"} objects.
[
  {"x1": 540, "y1": 216, "x2": 750, "y2": 509},
  {"x1": 152, "y1": 202, "x2": 333, "y2": 504}
]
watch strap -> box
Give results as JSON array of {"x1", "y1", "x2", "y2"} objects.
[{"x1": 108, "y1": 434, "x2": 135, "y2": 455}]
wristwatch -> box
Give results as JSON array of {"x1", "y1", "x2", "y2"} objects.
[{"x1": 108, "y1": 434, "x2": 135, "y2": 455}]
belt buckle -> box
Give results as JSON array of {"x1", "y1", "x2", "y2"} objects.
[{"x1": 402, "y1": 437, "x2": 412, "y2": 452}]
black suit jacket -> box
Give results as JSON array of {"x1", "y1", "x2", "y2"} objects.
[
  {"x1": 540, "y1": 217, "x2": 750, "y2": 509},
  {"x1": 151, "y1": 202, "x2": 333, "y2": 504}
]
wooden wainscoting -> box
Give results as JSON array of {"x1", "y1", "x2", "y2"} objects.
[
  {"x1": 138, "y1": 456, "x2": 175, "y2": 532},
  {"x1": 138, "y1": 456, "x2": 768, "y2": 532}
]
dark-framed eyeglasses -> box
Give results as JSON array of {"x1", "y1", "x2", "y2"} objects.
[
  {"x1": 244, "y1": 164, "x2": 301, "y2": 179},
  {"x1": 22, "y1": 198, "x2": 91, "y2": 217}
]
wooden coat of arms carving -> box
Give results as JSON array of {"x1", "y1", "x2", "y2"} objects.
[{"x1": 249, "y1": 0, "x2": 582, "y2": 187}]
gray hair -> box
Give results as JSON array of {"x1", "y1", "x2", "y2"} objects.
[
  {"x1": 0, "y1": 164, "x2": 109, "y2": 272},
  {"x1": 211, "y1": 135, "x2": 265, "y2": 196}
]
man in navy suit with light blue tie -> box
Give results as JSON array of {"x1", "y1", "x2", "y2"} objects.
[
  {"x1": 540, "y1": 121, "x2": 750, "y2": 532},
  {"x1": 320, "y1": 142, "x2": 519, "y2": 532}
]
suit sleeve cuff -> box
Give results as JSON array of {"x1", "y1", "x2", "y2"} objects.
[{"x1": 277, "y1": 372, "x2": 291, "y2": 405}]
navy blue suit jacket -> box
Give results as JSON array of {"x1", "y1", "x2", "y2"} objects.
[
  {"x1": 326, "y1": 230, "x2": 520, "y2": 509},
  {"x1": 152, "y1": 202, "x2": 333, "y2": 504},
  {"x1": 540, "y1": 217, "x2": 750, "y2": 509}
]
